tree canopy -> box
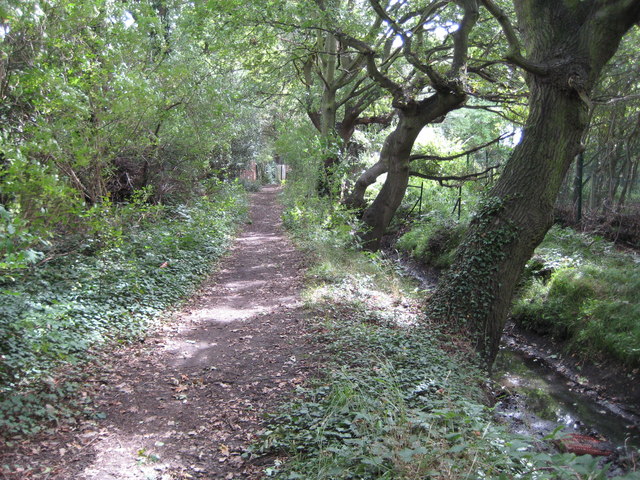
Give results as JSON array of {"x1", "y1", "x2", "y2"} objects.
[{"x1": 2, "y1": 0, "x2": 640, "y2": 366}]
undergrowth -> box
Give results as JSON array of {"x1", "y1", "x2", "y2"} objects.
[
  {"x1": 513, "y1": 226, "x2": 640, "y2": 366},
  {"x1": 0, "y1": 183, "x2": 248, "y2": 435},
  {"x1": 396, "y1": 214, "x2": 467, "y2": 270},
  {"x1": 249, "y1": 189, "x2": 639, "y2": 479},
  {"x1": 397, "y1": 214, "x2": 640, "y2": 367}
]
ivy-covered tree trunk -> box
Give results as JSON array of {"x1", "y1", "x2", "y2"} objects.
[
  {"x1": 426, "y1": 0, "x2": 640, "y2": 366},
  {"x1": 427, "y1": 87, "x2": 586, "y2": 363}
]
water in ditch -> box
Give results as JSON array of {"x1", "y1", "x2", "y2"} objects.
[
  {"x1": 390, "y1": 251, "x2": 640, "y2": 454},
  {"x1": 493, "y1": 347, "x2": 640, "y2": 451}
]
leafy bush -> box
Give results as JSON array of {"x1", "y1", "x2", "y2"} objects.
[
  {"x1": 396, "y1": 216, "x2": 467, "y2": 269},
  {"x1": 0, "y1": 206, "x2": 47, "y2": 281},
  {"x1": 0, "y1": 183, "x2": 247, "y2": 434},
  {"x1": 239, "y1": 178, "x2": 262, "y2": 192},
  {"x1": 282, "y1": 186, "x2": 361, "y2": 252}
]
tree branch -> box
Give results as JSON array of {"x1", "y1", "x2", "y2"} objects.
[
  {"x1": 335, "y1": 31, "x2": 406, "y2": 102},
  {"x1": 448, "y1": 0, "x2": 480, "y2": 77},
  {"x1": 369, "y1": 0, "x2": 403, "y2": 35},
  {"x1": 480, "y1": 0, "x2": 550, "y2": 76},
  {"x1": 409, "y1": 164, "x2": 501, "y2": 187},
  {"x1": 593, "y1": 93, "x2": 640, "y2": 105},
  {"x1": 409, "y1": 132, "x2": 513, "y2": 162},
  {"x1": 368, "y1": 0, "x2": 453, "y2": 92}
]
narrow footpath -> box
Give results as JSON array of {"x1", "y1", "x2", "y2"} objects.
[{"x1": 2, "y1": 186, "x2": 313, "y2": 480}]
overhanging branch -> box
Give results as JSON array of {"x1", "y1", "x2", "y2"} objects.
[
  {"x1": 409, "y1": 132, "x2": 514, "y2": 162},
  {"x1": 409, "y1": 164, "x2": 501, "y2": 187},
  {"x1": 335, "y1": 31, "x2": 406, "y2": 102}
]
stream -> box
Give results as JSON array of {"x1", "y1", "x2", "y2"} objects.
[
  {"x1": 390, "y1": 252, "x2": 640, "y2": 456},
  {"x1": 494, "y1": 341, "x2": 640, "y2": 450}
]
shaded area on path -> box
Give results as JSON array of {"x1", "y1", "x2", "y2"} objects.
[{"x1": 1, "y1": 186, "x2": 314, "y2": 480}]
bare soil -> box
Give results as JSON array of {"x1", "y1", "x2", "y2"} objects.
[{"x1": 0, "y1": 186, "x2": 316, "y2": 480}]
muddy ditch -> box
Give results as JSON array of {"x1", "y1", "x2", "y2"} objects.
[
  {"x1": 496, "y1": 325, "x2": 640, "y2": 448},
  {"x1": 385, "y1": 249, "x2": 640, "y2": 461}
]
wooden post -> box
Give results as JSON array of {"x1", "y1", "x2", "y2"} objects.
[{"x1": 574, "y1": 152, "x2": 584, "y2": 224}]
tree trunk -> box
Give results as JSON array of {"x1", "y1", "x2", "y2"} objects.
[
  {"x1": 343, "y1": 158, "x2": 388, "y2": 210},
  {"x1": 427, "y1": 84, "x2": 586, "y2": 364},
  {"x1": 617, "y1": 146, "x2": 639, "y2": 211},
  {"x1": 360, "y1": 93, "x2": 466, "y2": 250},
  {"x1": 317, "y1": 91, "x2": 340, "y2": 195},
  {"x1": 359, "y1": 113, "x2": 422, "y2": 249},
  {"x1": 425, "y1": 0, "x2": 640, "y2": 367}
]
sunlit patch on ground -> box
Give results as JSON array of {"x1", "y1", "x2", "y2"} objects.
[{"x1": 0, "y1": 187, "x2": 314, "y2": 480}]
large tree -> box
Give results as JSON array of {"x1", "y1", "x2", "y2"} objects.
[
  {"x1": 337, "y1": 0, "x2": 488, "y2": 250},
  {"x1": 293, "y1": 9, "x2": 391, "y2": 196},
  {"x1": 426, "y1": 0, "x2": 640, "y2": 366}
]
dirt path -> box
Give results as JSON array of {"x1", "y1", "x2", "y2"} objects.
[{"x1": 1, "y1": 186, "x2": 313, "y2": 480}]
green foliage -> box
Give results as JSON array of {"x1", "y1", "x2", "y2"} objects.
[
  {"x1": 282, "y1": 183, "x2": 362, "y2": 254},
  {"x1": 0, "y1": 183, "x2": 247, "y2": 435},
  {"x1": 274, "y1": 120, "x2": 324, "y2": 196},
  {"x1": 238, "y1": 179, "x2": 263, "y2": 192},
  {"x1": 0, "y1": 140, "x2": 83, "y2": 255},
  {"x1": 0, "y1": 205, "x2": 46, "y2": 280},
  {"x1": 0, "y1": 0, "x2": 266, "y2": 258},
  {"x1": 251, "y1": 210, "x2": 636, "y2": 479},
  {"x1": 408, "y1": 110, "x2": 513, "y2": 199},
  {"x1": 397, "y1": 216, "x2": 467, "y2": 269},
  {"x1": 512, "y1": 227, "x2": 640, "y2": 366}
]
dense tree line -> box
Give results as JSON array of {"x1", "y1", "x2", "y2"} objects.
[
  {"x1": 1, "y1": 0, "x2": 269, "y2": 264},
  {"x1": 2, "y1": 0, "x2": 639, "y2": 368}
]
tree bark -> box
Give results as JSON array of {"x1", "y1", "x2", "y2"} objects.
[
  {"x1": 335, "y1": 0, "x2": 479, "y2": 245},
  {"x1": 360, "y1": 93, "x2": 466, "y2": 250},
  {"x1": 359, "y1": 112, "x2": 422, "y2": 247},
  {"x1": 427, "y1": 84, "x2": 586, "y2": 364},
  {"x1": 426, "y1": 0, "x2": 640, "y2": 366},
  {"x1": 343, "y1": 158, "x2": 388, "y2": 210}
]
